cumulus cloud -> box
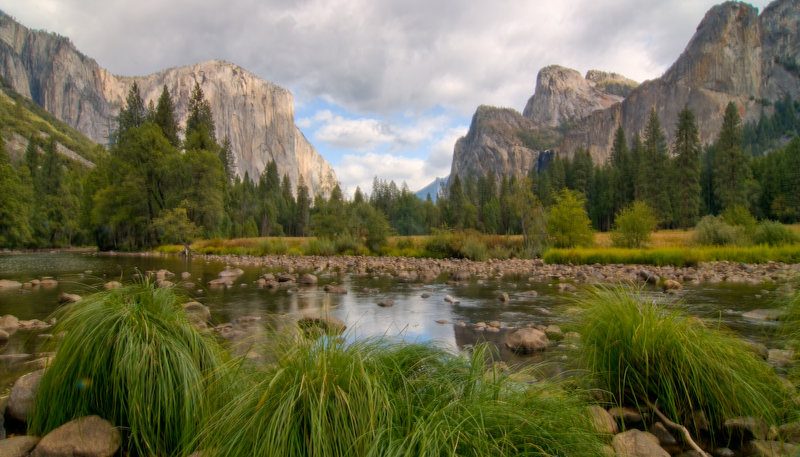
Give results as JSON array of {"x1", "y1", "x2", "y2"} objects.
[
  {"x1": 337, "y1": 152, "x2": 429, "y2": 197},
  {"x1": 3, "y1": 0, "x2": 772, "y2": 117}
]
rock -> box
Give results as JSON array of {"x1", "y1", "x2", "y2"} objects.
[
  {"x1": 520, "y1": 290, "x2": 538, "y2": 297},
  {"x1": 323, "y1": 284, "x2": 347, "y2": 295},
  {"x1": 505, "y1": 328, "x2": 549, "y2": 354},
  {"x1": 745, "y1": 440, "x2": 797, "y2": 457},
  {"x1": 768, "y1": 349, "x2": 794, "y2": 368},
  {"x1": 8, "y1": 369, "x2": 44, "y2": 422},
  {"x1": 743, "y1": 309, "x2": 785, "y2": 321},
  {"x1": 662, "y1": 279, "x2": 682, "y2": 292},
  {"x1": 31, "y1": 415, "x2": 120, "y2": 457},
  {"x1": 712, "y1": 448, "x2": 735, "y2": 457},
  {"x1": 488, "y1": 321, "x2": 501, "y2": 329},
  {"x1": 544, "y1": 324, "x2": 563, "y2": 340},
  {"x1": 0, "y1": 329, "x2": 8, "y2": 343},
  {"x1": 450, "y1": 270, "x2": 471, "y2": 282},
  {"x1": 181, "y1": 272, "x2": 191, "y2": 279},
  {"x1": 276, "y1": 273, "x2": 295, "y2": 283},
  {"x1": 103, "y1": 281, "x2": 121, "y2": 290},
  {"x1": 638, "y1": 269, "x2": 660, "y2": 285},
  {"x1": 0, "y1": 436, "x2": 41, "y2": 457},
  {"x1": 156, "y1": 279, "x2": 173, "y2": 288},
  {"x1": 435, "y1": 320, "x2": 449, "y2": 325},
  {"x1": 208, "y1": 278, "x2": 234, "y2": 287},
  {"x1": 725, "y1": 416, "x2": 769, "y2": 441},
  {"x1": 0, "y1": 280, "x2": 22, "y2": 289},
  {"x1": 609, "y1": 406, "x2": 643, "y2": 426},
  {"x1": 556, "y1": 283, "x2": 576, "y2": 292},
  {"x1": 18, "y1": 319, "x2": 50, "y2": 331},
  {"x1": 587, "y1": 405, "x2": 618, "y2": 435},
  {"x1": 155, "y1": 269, "x2": 175, "y2": 280},
  {"x1": 297, "y1": 314, "x2": 346, "y2": 336},
  {"x1": 0, "y1": 314, "x2": 19, "y2": 334},
  {"x1": 182, "y1": 301, "x2": 211, "y2": 322},
  {"x1": 38, "y1": 279, "x2": 58, "y2": 288},
  {"x1": 444, "y1": 295, "x2": 458, "y2": 304},
  {"x1": 299, "y1": 273, "x2": 318, "y2": 285},
  {"x1": 777, "y1": 422, "x2": 800, "y2": 443},
  {"x1": 498, "y1": 292, "x2": 510, "y2": 302},
  {"x1": 611, "y1": 429, "x2": 670, "y2": 457},
  {"x1": 377, "y1": 300, "x2": 394, "y2": 307},
  {"x1": 420, "y1": 293, "x2": 430, "y2": 298},
  {"x1": 58, "y1": 293, "x2": 81, "y2": 304},
  {"x1": 650, "y1": 422, "x2": 679, "y2": 452}
]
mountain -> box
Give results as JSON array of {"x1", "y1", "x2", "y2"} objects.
[
  {"x1": 414, "y1": 176, "x2": 448, "y2": 202},
  {"x1": 450, "y1": 0, "x2": 800, "y2": 181},
  {"x1": 0, "y1": 13, "x2": 337, "y2": 195}
]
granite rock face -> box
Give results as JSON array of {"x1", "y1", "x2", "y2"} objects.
[{"x1": 0, "y1": 14, "x2": 337, "y2": 195}]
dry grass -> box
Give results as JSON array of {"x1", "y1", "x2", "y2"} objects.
[{"x1": 595, "y1": 229, "x2": 694, "y2": 248}]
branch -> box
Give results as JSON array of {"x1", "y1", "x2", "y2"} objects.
[{"x1": 645, "y1": 399, "x2": 710, "y2": 457}]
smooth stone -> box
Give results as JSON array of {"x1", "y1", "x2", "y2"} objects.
[
  {"x1": 58, "y1": 293, "x2": 81, "y2": 304},
  {"x1": 612, "y1": 429, "x2": 670, "y2": 457},
  {"x1": 443, "y1": 295, "x2": 459, "y2": 304},
  {"x1": 505, "y1": 328, "x2": 549, "y2": 354},
  {"x1": 323, "y1": 284, "x2": 347, "y2": 294},
  {"x1": 587, "y1": 405, "x2": 618, "y2": 435},
  {"x1": 420, "y1": 293, "x2": 430, "y2": 298},
  {"x1": 498, "y1": 292, "x2": 509, "y2": 302},
  {"x1": 103, "y1": 281, "x2": 121, "y2": 290},
  {"x1": 0, "y1": 436, "x2": 41, "y2": 457},
  {"x1": 297, "y1": 314, "x2": 346, "y2": 336},
  {"x1": 520, "y1": 290, "x2": 538, "y2": 297},
  {"x1": 768, "y1": 349, "x2": 794, "y2": 368},
  {"x1": 0, "y1": 280, "x2": 22, "y2": 289},
  {"x1": 377, "y1": 300, "x2": 394, "y2": 307},
  {"x1": 299, "y1": 273, "x2": 318, "y2": 285},
  {"x1": 609, "y1": 406, "x2": 643, "y2": 425},
  {"x1": 8, "y1": 369, "x2": 44, "y2": 422},
  {"x1": 662, "y1": 279, "x2": 682, "y2": 291},
  {"x1": 743, "y1": 309, "x2": 785, "y2": 321},
  {"x1": 725, "y1": 416, "x2": 769, "y2": 441},
  {"x1": 0, "y1": 314, "x2": 19, "y2": 334},
  {"x1": 31, "y1": 415, "x2": 120, "y2": 457},
  {"x1": 182, "y1": 301, "x2": 211, "y2": 322},
  {"x1": 745, "y1": 440, "x2": 797, "y2": 457}
]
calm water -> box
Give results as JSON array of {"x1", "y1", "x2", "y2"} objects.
[{"x1": 0, "y1": 252, "x2": 790, "y2": 391}]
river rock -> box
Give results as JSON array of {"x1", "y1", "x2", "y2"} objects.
[
  {"x1": 297, "y1": 314, "x2": 346, "y2": 336},
  {"x1": 299, "y1": 273, "x2": 318, "y2": 285},
  {"x1": 8, "y1": 369, "x2": 44, "y2": 422},
  {"x1": 662, "y1": 279, "x2": 682, "y2": 292},
  {"x1": 520, "y1": 290, "x2": 538, "y2": 297},
  {"x1": 208, "y1": 278, "x2": 233, "y2": 288},
  {"x1": 18, "y1": 319, "x2": 50, "y2": 331},
  {"x1": 725, "y1": 416, "x2": 769, "y2": 441},
  {"x1": 612, "y1": 429, "x2": 670, "y2": 457},
  {"x1": 743, "y1": 309, "x2": 785, "y2": 321},
  {"x1": 323, "y1": 284, "x2": 347, "y2": 294},
  {"x1": 420, "y1": 293, "x2": 430, "y2": 298},
  {"x1": 444, "y1": 295, "x2": 459, "y2": 304},
  {"x1": 0, "y1": 436, "x2": 41, "y2": 457},
  {"x1": 182, "y1": 301, "x2": 211, "y2": 322},
  {"x1": 556, "y1": 283, "x2": 576, "y2": 292},
  {"x1": 38, "y1": 279, "x2": 58, "y2": 288},
  {"x1": 377, "y1": 300, "x2": 394, "y2": 307},
  {"x1": 498, "y1": 292, "x2": 510, "y2": 302},
  {"x1": 745, "y1": 440, "x2": 797, "y2": 457},
  {"x1": 650, "y1": 422, "x2": 679, "y2": 453},
  {"x1": 58, "y1": 293, "x2": 81, "y2": 304},
  {"x1": 0, "y1": 329, "x2": 8, "y2": 343},
  {"x1": 31, "y1": 415, "x2": 120, "y2": 457},
  {"x1": 587, "y1": 405, "x2": 618, "y2": 435},
  {"x1": 155, "y1": 269, "x2": 175, "y2": 280},
  {"x1": 609, "y1": 406, "x2": 643, "y2": 426},
  {"x1": 544, "y1": 324, "x2": 563, "y2": 340},
  {"x1": 0, "y1": 314, "x2": 19, "y2": 334},
  {"x1": 768, "y1": 349, "x2": 794, "y2": 368},
  {"x1": 103, "y1": 281, "x2": 121, "y2": 290},
  {"x1": 450, "y1": 270, "x2": 471, "y2": 282},
  {"x1": 638, "y1": 269, "x2": 660, "y2": 285},
  {"x1": 505, "y1": 328, "x2": 549, "y2": 354},
  {"x1": 0, "y1": 280, "x2": 22, "y2": 289}
]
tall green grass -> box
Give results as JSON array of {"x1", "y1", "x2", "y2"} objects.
[
  {"x1": 574, "y1": 287, "x2": 792, "y2": 437},
  {"x1": 29, "y1": 282, "x2": 226, "y2": 456},
  {"x1": 198, "y1": 335, "x2": 604, "y2": 457},
  {"x1": 544, "y1": 244, "x2": 800, "y2": 266}
]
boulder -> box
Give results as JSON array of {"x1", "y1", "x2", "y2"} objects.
[
  {"x1": 38, "y1": 279, "x2": 58, "y2": 288},
  {"x1": 745, "y1": 440, "x2": 797, "y2": 457},
  {"x1": 777, "y1": 422, "x2": 800, "y2": 443},
  {"x1": 299, "y1": 273, "x2": 318, "y2": 285},
  {"x1": 662, "y1": 279, "x2": 682, "y2": 292},
  {"x1": 0, "y1": 314, "x2": 20, "y2": 334},
  {"x1": 0, "y1": 436, "x2": 41, "y2": 457},
  {"x1": 8, "y1": 369, "x2": 44, "y2": 422},
  {"x1": 650, "y1": 422, "x2": 679, "y2": 453},
  {"x1": 520, "y1": 290, "x2": 538, "y2": 297},
  {"x1": 544, "y1": 324, "x2": 563, "y2": 340},
  {"x1": 609, "y1": 406, "x2": 644, "y2": 426},
  {"x1": 725, "y1": 416, "x2": 769, "y2": 441},
  {"x1": 638, "y1": 269, "x2": 660, "y2": 285},
  {"x1": 0, "y1": 329, "x2": 8, "y2": 343},
  {"x1": 297, "y1": 314, "x2": 346, "y2": 336},
  {"x1": 323, "y1": 284, "x2": 347, "y2": 295},
  {"x1": 182, "y1": 301, "x2": 211, "y2": 322},
  {"x1": 587, "y1": 405, "x2": 618, "y2": 435},
  {"x1": 612, "y1": 429, "x2": 670, "y2": 457},
  {"x1": 450, "y1": 270, "x2": 471, "y2": 282},
  {"x1": 498, "y1": 292, "x2": 510, "y2": 302},
  {"x1": 768, "y1": 349, "x2": 794, "y2": 368},
  {"x1": 743, "y1": 309, "x2": 785, "y2": 321},
  {"x1": 444, "y1": 295, "x2": 459, "y2": 304},
  {"x1": 103, "y1": 281, "x2": 122, "y2": 290},
  {"x1": 31, "y1": 415, "x2": 120, "y2": 457},
  {"x1": 505, "y1": 328, "x2": 549, "y2": 354},
  {"x1": 377, "y1": 300, "x2": 394, "y2": 307},
  {"x1": 58, "y1": 293, "x2": 81, "y2": 304},
  {"x1": 0, "y1": 280, "x2": 22, "y2": 289}
]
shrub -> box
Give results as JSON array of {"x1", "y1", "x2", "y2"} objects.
[
  {"x1": 753, "y1": 220, "x2": 799, "y2": 246},
  {"x1": 29, "y1": 283, "x2": 226, "y2": 456},
  {"x1": 611, "y1": 201, "x2": 658, "y2": 248},
  {"x1": 333, "y1": 234, "x2": 363, "y2": 254},
  {"x1": 693, "y1": 215, "x2": 747, "y2": 246},
  {"x1": 546, "y1": 189, "x2": 594, "y2": 248},
  {"x1": 575, "y1": 287, "x2": 791, "y2": 439},
  {"x1": 198, "y1": 336, "x2": 604, "y2": 457},
  {"x1": 303, "y1": 238, "x2": 337, "y2": 256},
  {"x1": 721, "y1": 205, "x2": 758, "y2": 236},
  {"x1": 254, "y1": 238, "x2": 288, "y2": 255},
  {"x1": 460, "y1": 238, "x2": 489, "y2": 261}
]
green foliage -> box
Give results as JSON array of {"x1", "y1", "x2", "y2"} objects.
[
  {"x1": 672, "y1": 107, "x2": 702, "y2": 228},
  {"x1": 198, "y1": 336, "x2": 604, "y2": 457},
  {"x1": 546, "y1": 189, "x2": 594, "y2": 248},
  {"x1": 575, "y1": 287, "x2": 791, "y2": 437},
  {"x1": 641, "y1": 109, "x2": 673, "y2": 225},
  {"x1": 753, "y1": 220, "x2": 800, "y2": 246},
  {"x1": 516, "y1": 128, "x2": 561, "y2": 150},
  {"x1": 0, "y1": 138, "x2": 31, "y2": 246},
  {"x1": 693, "y1": 215, "x2": 748, "y2": 246},
  {"x1": 29, "y1": 283, "x2": 226, "y2": 456},
  {"x1": 303, "y1": 238, "x2": 337, "y2": 256},
  {"x1": 544, "y1": 244, "x2": 800, "y2": 266},
  {"x1": 151, "y1": 204, "x2": 201, "y2": 245},
  {"x1": 611, "y1": 201, "x2": 658, "y2": 248},
  {"x1": 713, "y1": 102, "x2": 753, "y2": 211}
]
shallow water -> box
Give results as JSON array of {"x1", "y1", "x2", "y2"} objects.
[{"x1": 0, "y1": 252, "x2": 791, "y2": 391}]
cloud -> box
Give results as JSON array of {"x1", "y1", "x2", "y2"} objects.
[{"x1": 337, "y1": 152, "x2": 429, "y2": 197}]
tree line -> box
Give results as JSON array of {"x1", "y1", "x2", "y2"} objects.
[{"x1": 1, "y1": 83, "x2": 798, "y2": 252}]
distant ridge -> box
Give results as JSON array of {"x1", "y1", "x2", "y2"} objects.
[{"x1": 415, "y1": 176, "x2": 448, "y2": 203}]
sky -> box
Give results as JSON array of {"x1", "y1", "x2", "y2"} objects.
[{"x1": 2, "y1": 0, "x2": 773, "y2": 196}]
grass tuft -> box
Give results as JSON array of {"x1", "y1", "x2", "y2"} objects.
[
  {"x1": 198, "y1": 335, "x2": 604, "y2": 457},
  {"x1": 574, "y1": 286, "x2": 793, "y2": 437},
  {"x1": 29, "y1": 282, "x2": 226, "y2": 456}
]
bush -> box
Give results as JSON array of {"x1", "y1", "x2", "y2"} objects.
[
  {"x1": 254, "y1": 238, "x2": 288, "y2": 255},
  {"x1": 546, "y1": 189, "x2": 594, "y2": 248},
  {"x1": 198, "y1": 336, "x2": 604, "y2": 457},
  {"x1": 753, "y1": 220, "x2": 799, "y2": 246},
  {"x1": 721, "y1": 205, "x2": 758, "y2": 236},
  {"x1": 693, "y1": 215, "x2": 748, "y2": 246},
  {"x1": 29, "y1": 283, "x2": 225, "y2": 456},
  {"x1": 611, "y1": 201, "x2": 658, "y2": 248},
  {"x1": 575, "y1": 287, "x2": 791, "y2": 438},
  {"x1": 333, "y1": 234, "x2": 364, "y2": 254},
  {"x1": 303, "y1": 238, "x2": 337, "y2": 256},
  {"x1": 460, "y1": 238, "x2": 489, "y2": 261}
]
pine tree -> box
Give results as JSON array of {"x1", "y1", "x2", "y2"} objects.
[
  {"x1": 116, "y1": 82, "x2": 146, "y2": 140},
  {"x1": 642, "y1": 109, "x2": 672, "y2": 226},
  {"x1": 295, "y1": 176, "x2": 310, "y2": 236},
  {"x1": 630, "y1": 132, "x2": 645, "y2": 200},
  {"x1": 154, "y1": 85, "x2": 180, "y2": 147},
  {"x1": 672, "y1": 106, "x2": 702, "y2": 228},
  {"x1": 713, "y1": 102, "x2": 752, "y2": 211},
  {"x1": 218, "y1": 136, "x2": 236, "y2": 182},
  {"x1": 184, "y1": 82, "x2": 217, "y2": 151},
  {"x1": 0, "y1": 137, "x2": 31, "y2": 246}
]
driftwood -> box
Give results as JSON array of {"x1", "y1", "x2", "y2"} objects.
[{"x1": 645, "y1": 399, "x2": 710, "y2": 457}]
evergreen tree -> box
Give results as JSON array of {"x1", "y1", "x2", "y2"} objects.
[
  {"x1": 0, "y1": 137, "x2": 31, "y2": 246},
  {"x1": 353, "y1": 186, "x2": 365, "y2": 204},
  {"x1": 116, "y1": 82, "x2": 147, "y2": 140},
  {"x1": 218, "y1": 136, "x2": 236, "y2": 182},
  {"x1": 641, "y1": 109, "x2": 672, "y2": 226},
  {"x1": 713, "y1": 102, "x2": 752, "y2": 211},
  {"x1": 672, "y1": 106, "x2": 702, "y2": 228},
  {"x1": 184, "y1": 82, "x2": 217, "y2": 151},
  {"x1": 630, "y1": 132, "x2": 645, "y2": 200},
  {"x1": 295, "y1": 177, "x2": 310, "y2": 236},
  {"x1": 154, "y1": 85, "x2": 180, "y2": 147}
]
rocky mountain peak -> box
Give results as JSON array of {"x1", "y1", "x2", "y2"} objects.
[{"x1": 522, "y1": 65, "x2": 633, "y2": 129}]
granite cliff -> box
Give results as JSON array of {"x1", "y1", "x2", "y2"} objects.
[
  {"x1": 0, "y1": 13, "x2": 337, "y2": 195},
  {"x1": 451, "y1": 0, "x2": 800, "y2": 181}
]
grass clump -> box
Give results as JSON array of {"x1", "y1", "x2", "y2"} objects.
[
  {"x1": 29, "y1": 282, "x2": 226, "y2": 456},
  {"x1": 198, "y1": 335, "x2": 604, "y2": 457},
  {"x1": 574, "y1": 287, "x2": 792, "y2": 437},
  {"x1": 753, "y1": 220, "x2": 800, "y2": 246},
  {"x1": 693, "y1": 215, "x2": 748, "y2": 246}
]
